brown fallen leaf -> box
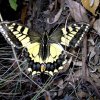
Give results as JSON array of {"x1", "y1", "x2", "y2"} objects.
[
  {"x1": 45, "y1": 91, "x2": 52, "y2": 100},
  {"x1": 47, "y1": 0, "x2": 65, "y2": 24},
  {"x1": 81, "y1": 0, "x2": 99, "y2": 16},
  {"x1": 65, "y1": 0, "x2": 89, "y2": 23},
  {"x1": 93, "y1": 19, "x2": 100, "y2": 36},
  {"x1": 88, "y1": 38, "x2": 95, "y2": 45},
  {"x1": 77, "y1": 91, "x2": 88, "y2": 99},
  {"x1": 88, "y1": 42, "x2": 100, "y2": 68},
  {"x1": 21, "y1": 5, "x2": 28, "y2": 24},
  {"x1": 47, "y1": 7, "x2": 63, "y2": 24},
  {"x1": 90, "y1": 72, "x2": 100, "y2": 87},
  {"x1": 57, "y1": 79, "x2": 64, "y2": 89},
  {"x1": 73, "y1": 61, "x2": 82, "y2": 67}
]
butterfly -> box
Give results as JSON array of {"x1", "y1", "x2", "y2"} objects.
[{"x1": 0, "y1": 22, "x2": 90, "y2": 76}]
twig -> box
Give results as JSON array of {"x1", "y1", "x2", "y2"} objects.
[
  {"x1": 82, "y1": 26, "x2": 100, "y2": 98},
  {"x1": 0, "y1": 13, "x2": 3, "y2": 21},
  {"x1": 82, "y1": 34, "x2": 88, "y2": 79},
  {"x1": 87, "y1": 77, "x2": 100, "y2": 98}
]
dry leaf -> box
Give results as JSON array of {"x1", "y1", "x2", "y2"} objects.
[
  {"x1": 90, "y1": 73, "x2": 100, "y2": 87},
  {"x1": 57, "y1": 79, "x2": 64, "y2": 89},
  {"x1": 77, "y1": 91, "x2": 88, "y2": 99},
  {"x1": 93, "y1": 19, "x2": 100, "y2": 35},
  {"x1": 88, "y1": 43, "x2": 100, "y2": 67},
  {"x1": 88, "y1": 38, "x2": 95, "y2": 45},
  {"x1": 74, "y1": 69, "x2": 82, "y2": 78},
  {"x1": 45, "y1": 91, "x2": 52, "y2": 100},
  {"x1": 21, "y1": 6, "x2": 27, "y2": 23},
  {"x1": 66, "y1": 0, "x2": 89, "y2": 23},
  {"x1": 47, "y1": 0, "x2": 65, "y2": 24},
  {"x1": 63, "y1": 95, "x2": 74, "y2": 100},
  {"x1": 73, "y1": 61, "x2": 82, "y2": 66},
  {"x1": 81, "y1": 0, "x2": 99, "y2": 16},
  {"x1": 47, "y1": 7, "x2": 63, "y2": 24},
  {"x1": 58, "y1": 89, "x2": 63, "y2": 96}
]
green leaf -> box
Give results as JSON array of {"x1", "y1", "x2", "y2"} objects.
[{"x1": 9, "y1": 0, "x2": 18, "y2": 11}]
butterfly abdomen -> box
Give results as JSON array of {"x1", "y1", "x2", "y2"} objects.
[{"x1": 40, "y1": 33, "x2": 48, "y2": 60}]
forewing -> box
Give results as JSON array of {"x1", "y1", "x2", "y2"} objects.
[
  {"x1": 1, "y1": 22, "x2": 41, "y2": 48},
  {"x1": 61, "y1": 23, "x2": 90, "y2": 47},
  {"x1": 50, "y1": 23, "x2": 90, "y2": 48}
]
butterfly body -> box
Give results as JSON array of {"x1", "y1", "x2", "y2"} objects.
[
  {"x1": 40, "y1": 33, "x2": 49, "y2": 61},
  {"x1": 0, "y1": 22, "x2": 90, "y2": 76},
  {"x1": 23, "y1": 32, "x2": 65, "y2": 75}
]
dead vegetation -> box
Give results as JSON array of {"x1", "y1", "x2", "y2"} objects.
[{"x1": 0, "y1": 0, "x2": 100, "y2": 100}]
